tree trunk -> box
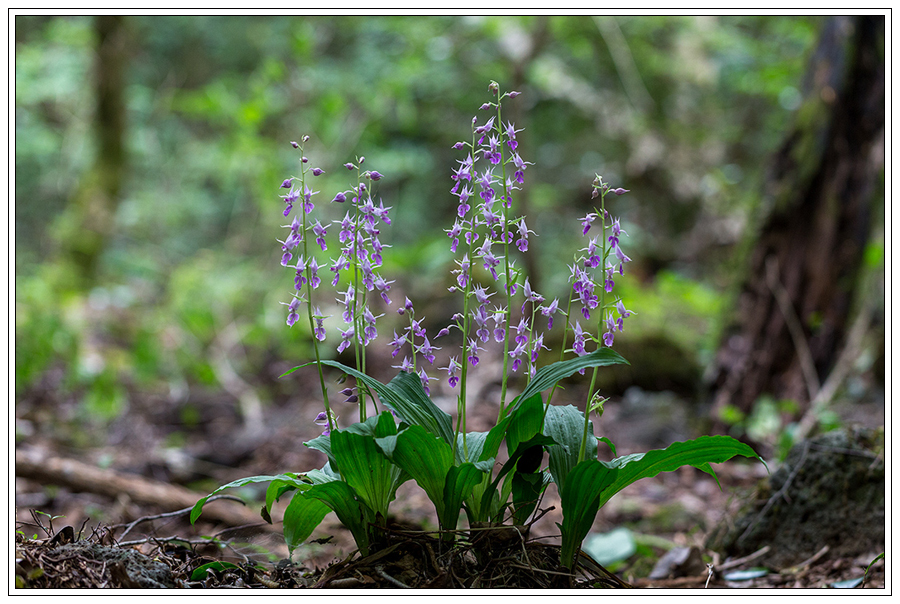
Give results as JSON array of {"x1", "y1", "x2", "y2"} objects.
[
  {"x1": 53, "y1": 15, "x2": 129, "y2": 288},
  {"x1": 708, "y1": 16, "x2": 884, "y2": 428}
]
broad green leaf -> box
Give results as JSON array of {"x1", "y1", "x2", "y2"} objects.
[
  {"x1": 330, "y1": 424, "x2": 406, "y2": 518},
  {"x1": 264, "y1": 473, "x2": 310, "y2": 513},
  {"x1": 477, "y1": 414, "x2": 513, "y2": 463},
  {"x1": 376, "y1": 425, "x2": 452, "y2": 521},
  {"x1": 282, "y1": 488, "x2": 332, "y2": 555},
  {"x1": 305, "y1": 462, "x2": 341, "y2": 484},
  {"x1": 831, "y1": 577, "x2": 865, "y2": 589},
  {"x1": 442, "y1": 463, "x2": 485, "y2": 530},
  {"x1": 319, "y1": 361, "x2": 454, "y2": 444},
  {"x1": 559, "y1": 460, "x2": 620, "y2": 569},
  {"x1": 595, "y1": 435, "x2": 767, "y2": 510},
  {"x1": 505, "y1": 393, "x2": 544, "y2": 456},
  {"x1": 304, "y1": 480, "x2": 372, "y2": 555},
  {"x1": 477, "y1": 434, "x2": 557, "y2": 521},
  {"x1": 191, "y1": 475, "x2": 282, "y2": 524},
  {"x1": 344, "y1": 413, "x2": 387, "y2": 436},
  {"x1": 304, "y1": 433, "x2": 335, "y2": 469},
  {"x1": 510, "y1": 471, "x2": 547, "y2": 525},
  {"x1": 191, "y1": 561, "x2": 239, "y2": 581},
  {"x1": 543, "y1": 404, "x2": 598, "y2": 491},
  {"x1": 385, "y1": 371, "x2": 454, "y2": 443},
  {"x1": 465, "y1": 470, "x2": 500, "y2": 525},
  {"x1": 509, "y1": 349, "x2": 629, "y2": 416},
  {"x1": 455, "y1": 431, "x2": 495, "y2": 469}
]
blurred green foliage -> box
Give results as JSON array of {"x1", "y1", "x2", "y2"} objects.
[{"x1": 15, "y1": 15, "x2": 823, "y2": 423}]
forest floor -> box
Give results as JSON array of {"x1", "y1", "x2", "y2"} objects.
[{"x1": 14, "y1": 356, "x2": 887, "y2": 590}]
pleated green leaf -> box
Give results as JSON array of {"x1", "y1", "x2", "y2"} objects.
[
  {"x1": 304, "y1": 480, "x2": 372, "y2": 555},
  {"x1": 595, "y1": 435, "x2": 767, "y2": 509},
  {"x1": 330, "y1": 422, "x2": 406, "y2": 519},
  {"x1": 542, "y1": 404, "x2": 599, "y2": 491},
  {"x1": 443, "y1": 463, "x2": 485, "y2": 530},
  {"x1": 376, "y1": 425, "x2": 452, "y2": 520},
  {"x1": 319, "y1": 361, "x2": 455, "y2": 444},
  {"x1": 282, "y1": 488, "x2": 332, "y2": 555},
  {"x1": 505, "y1": 393, "x2": 544, "y2": 457},
  {"x1": 191, "y1": 475, "x2": 282, "y2": 524},
  {"x1": 509, "y1": 348, "x2": 629, "y2": 415},
  {"x1": 559, "y1": 460, "x2": 620, "y2": 569}
]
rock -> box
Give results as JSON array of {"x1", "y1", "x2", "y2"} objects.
[{"x1": 706, "y1": 426, "x2": 884, "y2": 569}]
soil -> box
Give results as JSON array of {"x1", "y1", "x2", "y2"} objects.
[{"x1": 14, "y1": 353, "x2": 887, "y2": 590}]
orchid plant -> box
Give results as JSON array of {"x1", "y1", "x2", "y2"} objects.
[{"x1": 192, "y1": 82, "x2": 764, "y2": 573}]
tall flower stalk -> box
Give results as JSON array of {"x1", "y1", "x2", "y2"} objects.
[
  {"x1": 443, "y1": 82, "x2": 548, "y2": 459},
  {"x1": 279, "y1": 137, "x2": 333, "y2": 432},
  {"x1": 330, "y1": 158, "x2": 393, "y2": 422},
  {"x1": 559, "y1": 175, "x2": 634, "y2": 462}
]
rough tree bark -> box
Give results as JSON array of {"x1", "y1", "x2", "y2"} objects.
[{"x1": 708, "y1": 16, "x2": 884, "y2": 428}]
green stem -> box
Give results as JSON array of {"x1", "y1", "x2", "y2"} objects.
[
  {"x1": 298, "y1": 148, "x2": 333, "y2": 433},
  {"x1": 496, "y1": 93, "x2": 515, "y2": 423},
  {"x1": 578, "y1": 184, "x2": 609, "y2": 462},
  {"x1": 351, "y1": 168, "x2": 367, "y2": 422}
]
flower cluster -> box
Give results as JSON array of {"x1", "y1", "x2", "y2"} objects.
[
  {"x1": 278, "y1": 137, "x2": 335, "y2": 433},
  {"x1": 440, "y1": 83, "x2": 561, "y2": 392},
  {"x1": 567, "y1": 176, "x2": 634, "y2": 355},
  {"x1": 278, "y1": 137, "x2": 328, "y2": 329},
  {"x1": 277, "y1": 87, "x2": 636, "y2": 437},
  {"x1": 328, "y1": 159, "x2": 394, "y2": 355},
  {"x1": 278, "y1": 146, "x2": 396, "y2": 430},
  {"x1": 389, "y1": 297, "x2": 440, "y2": 394}
]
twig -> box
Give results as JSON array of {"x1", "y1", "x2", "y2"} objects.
[
  {"x1": 795, "y1": 299, "x2": 874, "y2": 442},
  {"x1": 16, "y1": 447, "x2": 268, "y2": 530},
  {"x1": 717, "y1": 545, "x2": 771, "y2": 571},
  {"x1": 781, "y1": 544, "x2": 830, "y2": 574}
]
